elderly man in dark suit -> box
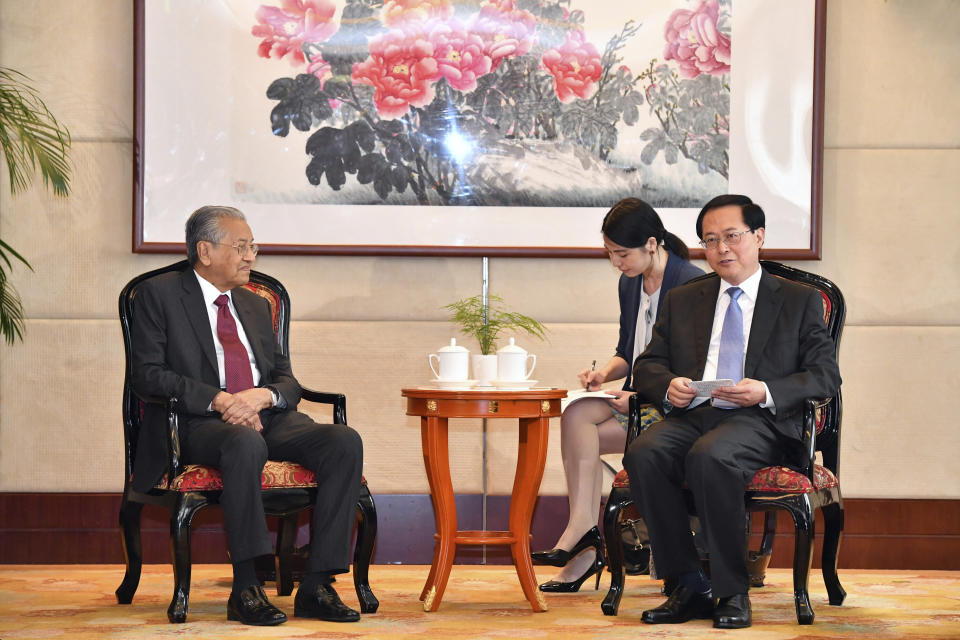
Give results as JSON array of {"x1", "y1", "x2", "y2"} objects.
[
  {"x1": 130, "y1": 205, "x2": 363, "y2": 626},
  {"x1": 623, "y1": 194, "x2": 841, "y2": 629}
]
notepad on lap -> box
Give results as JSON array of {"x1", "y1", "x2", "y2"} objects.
[{"x1": 561, "y1": 388, "x2": 617, "y2": 412}]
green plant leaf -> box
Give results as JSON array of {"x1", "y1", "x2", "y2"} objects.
[
  {"x1": 0, "y1": 260, "x2": 25, "y2": 344},
  {"x1": 0, "y1": 67, "x2": 72, "y2": 197},
  {"x1": 443, "y1": 294, "x2": 547, "y2": 355},
  {"x1": 0, "y1": 66, "x2": 67, "y2": 344}
]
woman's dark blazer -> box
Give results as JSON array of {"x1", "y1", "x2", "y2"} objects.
[{"x1": 615, "y1": 251, "x2": 703, "y2": 390}]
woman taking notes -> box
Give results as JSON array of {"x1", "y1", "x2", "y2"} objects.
[{"x1": 532, "y1": 198, "x2": 703, "y2": 592}]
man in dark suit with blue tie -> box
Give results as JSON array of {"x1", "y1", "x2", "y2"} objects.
[
  {"x1": 130, "y1": 206, "x2": 363, "y2": 625},
  {"x1": 623, "y1": 195, "x2": 841, "y2": 629}
]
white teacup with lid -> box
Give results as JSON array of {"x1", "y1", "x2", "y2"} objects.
[
  {"x1": 428, "y1": 338, "x2": 470, "y2": 381},
  {"x1": 496, "y1": 337, "x2": 536, "y2": 381}
]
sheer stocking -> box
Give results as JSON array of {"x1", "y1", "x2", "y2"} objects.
[{"x1": 551, "y1": 397, "x2": 626, "y2": 582}]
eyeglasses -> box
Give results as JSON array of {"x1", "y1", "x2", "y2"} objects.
[
  {"x1": 212, "y1": 241, "x2": 259, "y2": 256},
  {"x1": 699, "y1": 229, "x2": 753, "y2": 250}
]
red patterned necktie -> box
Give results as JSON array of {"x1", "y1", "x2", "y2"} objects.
[{"x1": 214, "y1": 294, "x2": 255, "y2": 393}]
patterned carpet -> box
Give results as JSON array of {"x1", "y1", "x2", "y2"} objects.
[{"x1": 0, "y1": 565, "x2": 958, "y2": 639}]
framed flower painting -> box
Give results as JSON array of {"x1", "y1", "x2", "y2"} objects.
[{"x1": 134, "y1": 0, "x2": 825, "y2": 258}]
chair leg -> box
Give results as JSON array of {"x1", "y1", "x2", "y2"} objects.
[
  {"x1": 601, "y1": 488, "x2": 629, "y2": 616},
  {"x1": 168, "y1": 493, "x2": 205, "y2": 624},
  {"x1": 353, "y1": 484, "x2": 379, "y2": 614},
  {"x1": 789, "y1": 499, "x2": 816, "y2": 625},
  {"x1": 115, "y1": 498, "x2": 144, "y2": 604},
  {"x1": 747, "y1": 511, "x2": 776, "y2": 587},
  {"x1": 821, "y1": 500, "x2": 846, "y2": 606},
  {"x1": 275, "y1": 511, "x2": 299, "y2": 597}
]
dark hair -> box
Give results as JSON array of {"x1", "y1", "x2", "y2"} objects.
[
  {"x1": 184, "y1": 205, "x2": 246, "y2": 265},
  {"x1": 695, "y1": 194, "x2": 765, "y2": 239},
  {"x1": 601, "y1": 197, "x2": 689, "y2": 260}
]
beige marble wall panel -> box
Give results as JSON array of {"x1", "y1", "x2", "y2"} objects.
[
  {"x1": 0, "y1": 0, "x2": 133, "y2": 139},
  {"x1": 488, "y1": 258, "x2": 629, "y2": 324},
  {"x1": 836, "y1": 325, "x2": 959, "y2": 499},
  {"x1": 261, "y1": 255, "x2": 488, "y2": 322},
  {"x1": 0, "y1": 142, "x2": 175, "y2": 319},
  {"x1": 0, "y1": 319, "x2": 124, "y2": 491},
  {"x1": 787, "y1": 148, "x2": 960, "y2": 326},
  {"x1": 824, "y1": 0, "x2": 960, "y2": 149},
  {"x1": 266, "y1": 251, "x2": 709, "y2": 325}
]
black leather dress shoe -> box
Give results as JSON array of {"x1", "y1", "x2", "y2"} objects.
[
  {"x1": 226, "y1": 585, "x2": 287, "y2": 626},
  {"x1": 294, "y1": 583, "x2": 361, "y2": 622},
  {"x1": 714, "y1": 593, "x2": 752, "y2": 629},
  {"x1": 641, "y1": 585, "x2": 714, "y2": 624}
]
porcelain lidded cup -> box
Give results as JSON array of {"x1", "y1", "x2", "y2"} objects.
[
  {"x1": 496, "y1": 337, "x2": 537, "y2": 381},
  {"x1": 428, "y1": 338, "x2": 470, "y2": 381}
]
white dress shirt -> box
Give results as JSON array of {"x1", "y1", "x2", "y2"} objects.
[
  {"x1": 687, "y1": 266, "x2": 775, "y2": 412},
  {"x1": 194, "y1": 271, "x2": 283, "y2": 409},
  {"x1": 633, "y1": 285, "x2": 661, "y2": 366},
  {"x1": 195, "y1": 270, "x2": 263, "y2": 389}
]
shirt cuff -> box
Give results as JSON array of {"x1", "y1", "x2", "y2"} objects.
[
  {"x1": 758, "y1": 382, "x2": 776, "y2": 414},
  {"x1": 267, "y1": 386, "x2": 287, "y2": 409}
]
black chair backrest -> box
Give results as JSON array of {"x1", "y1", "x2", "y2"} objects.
[
  {"x1": 759, "y1": 261, "x2": 845, "y2": 476},
  {"x1": 118, "y1": 260, "x2": 292, "y2": 483}
]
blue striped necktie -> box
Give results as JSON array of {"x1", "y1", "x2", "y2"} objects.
[{"x1": 717, "y1": 287, "x2": 744, "y2": 384}]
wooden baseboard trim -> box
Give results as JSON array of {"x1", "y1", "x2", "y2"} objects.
[{"x1": 0, "y1": 493, "x2": 956, "y2": 569}]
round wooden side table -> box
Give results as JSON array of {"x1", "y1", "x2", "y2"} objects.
[{"x1": 401, "y1": 387, "x2": 567, "y2": 612}]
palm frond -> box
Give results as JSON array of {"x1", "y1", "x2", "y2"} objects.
[
  {"x1": 0, "y1": 264, "x2": 25, "y2": 344},
  {"x1": 0, "y1": 237, "x2": 31, "y2": 271},
  {"x1": 0, "y1": 67, "x2": 72, "y2": 197},
  {"x1": 0, "y1": 66, "x2": 66, "y2": 344}
]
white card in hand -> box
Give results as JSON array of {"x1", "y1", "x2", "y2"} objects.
[{"x1": 687, "y1": 379, "x2": 735, "y2": 398}]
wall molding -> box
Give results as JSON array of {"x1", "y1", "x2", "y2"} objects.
[{"x1": 1, "y1": 493, "x2": 956, "y2": 569}]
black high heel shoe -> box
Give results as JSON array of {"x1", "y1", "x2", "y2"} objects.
[
  {"x1": 538, "y1": 549, "x2": 606, "y2": 593},
  {"x1": 531, "y1": 526, "x2": 602, "y2": 567}
]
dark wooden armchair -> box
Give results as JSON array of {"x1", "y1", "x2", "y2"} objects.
[
  {"x1": 114, "y1": 260, "x2": 379, "y2": 623},
  {"x1": 602, "y1": 261, "x2": 846, "y2": 624}
]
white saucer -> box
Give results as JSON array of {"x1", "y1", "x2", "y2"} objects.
[
  {"x1": 431, "y1": 379, "x2": 478, "y2": 390},
  {"x1": 491, "y1": 379, "x2": 538, "y2": 389}
]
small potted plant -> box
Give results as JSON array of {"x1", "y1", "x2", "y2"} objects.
[{"x1": 443, "y1": 294, "x2": 547, "y2": 386}]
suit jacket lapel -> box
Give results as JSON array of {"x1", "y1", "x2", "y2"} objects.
[
  {"x1": 745, "y1": 269, "x2": 782, "y2": 378},
  {"x1": 694, "y1": 277, "x2": 719, "y2": 377},
  {"x1": 657, "y1": 251, "x2": 680, "y2": 312},
  {"x1": 179, "y1": 270, "x2": 219, "y2": 376},
  {"x1": 232, "y1": 289, "x2": 270, "y2": 379},
  {"x1": 628, "y1": 274, "x2": 642, "y2": 344}
]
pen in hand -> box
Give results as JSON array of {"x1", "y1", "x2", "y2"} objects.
[{"x1": 585, "y1": 359, "x2": 597, "y2": 390}]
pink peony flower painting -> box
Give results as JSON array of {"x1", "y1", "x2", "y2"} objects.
[
  {"x1": 252, "y1": 0, "x2": 339, "y2": 66},
  {"x1": 662, "y1": 0, "x2": 730, "y2": 78},
  {"x1": 253, "y1": 0, "x2": 731, "y2": 205},
  {"x1": 541, "y1": 30, "x2": 603, "y2": 103},
  {"x1": 351, "y1": 29, "x2": 442, "y2": 120},
  {"x1": 428, "y1": 19, "x2": 493, "y2": 93}
]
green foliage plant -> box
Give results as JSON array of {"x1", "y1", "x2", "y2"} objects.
[
  {"x1": 443, "y1": 294, "x2": 547, "y2": 356},
  {"x1": 0, "y1": 67, "x2": 72, "y2": 343}
]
